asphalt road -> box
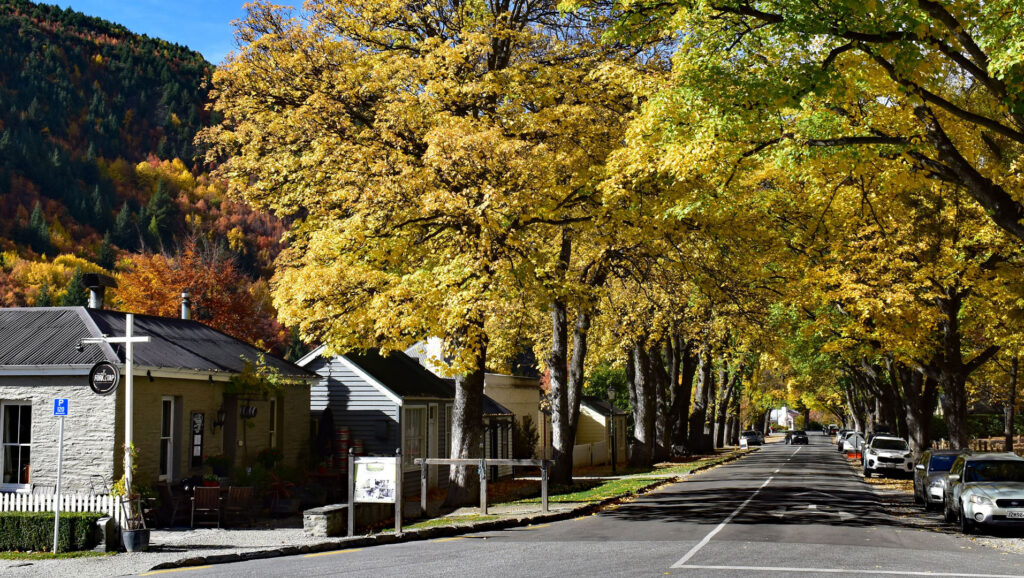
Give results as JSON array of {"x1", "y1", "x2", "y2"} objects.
[{"x1": 171, "y1": 434, "x2": 1024, "y2": 577}]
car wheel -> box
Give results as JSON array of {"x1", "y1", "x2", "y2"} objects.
[
  {"x1": 913, "y1": 487, "x2": 923, "y2": 505},
  {"x1": 959, "y1": 503, "x2": 975, "y2": 535},
  {"x1": 943, "y1": 498, "x2": 955, "y2": 523},
  {"x1": 863, "y1": 465, "x2": 870, "y2": 478}
]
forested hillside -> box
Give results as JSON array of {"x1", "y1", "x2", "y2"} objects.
[{"x1": 0, "y1": 0, "x2": 290, "y2": 352}]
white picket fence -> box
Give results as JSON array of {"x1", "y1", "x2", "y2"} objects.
[{"x1": 0, "y1": 493, "x2": 124, "y2": 525}]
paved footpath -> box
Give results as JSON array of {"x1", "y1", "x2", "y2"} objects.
[{"x1": 175, "y1": 434, "x2": 1024, "y2": 577}]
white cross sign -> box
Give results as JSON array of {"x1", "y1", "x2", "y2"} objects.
[{"x1": 53, "y1": 398, "x2": 69, "y2": 417}]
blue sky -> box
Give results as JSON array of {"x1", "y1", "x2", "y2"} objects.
[{"x1": 54, "y1": 1, "x2": 248, "y2": 65}]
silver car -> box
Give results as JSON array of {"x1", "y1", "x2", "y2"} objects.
[
  {"x1": 913, "y1": 449, "x2": 962, "y2": 510},
  {"x1": 944, "y1": 452, "x2": 1024, "y2": 534}
]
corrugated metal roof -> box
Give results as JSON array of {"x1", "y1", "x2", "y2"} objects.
[
  {"x1": 345, "y1": 349, "x2": 455, "y2": 399},
  {"x1": 0, "y1": 307, "x2": 312, "y2": 379}
]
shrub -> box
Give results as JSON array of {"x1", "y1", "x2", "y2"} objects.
[{"x1": 0, "y1": 511, "x2": 103, "y2": 552}]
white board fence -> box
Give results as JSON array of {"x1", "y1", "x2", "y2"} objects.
[{"x1": 0, "y1": 493, "x2": 124, "y2": 526}]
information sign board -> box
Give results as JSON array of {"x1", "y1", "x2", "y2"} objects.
[{"x1": 353, "y1": 457, "x2": 398, "y2": 503}]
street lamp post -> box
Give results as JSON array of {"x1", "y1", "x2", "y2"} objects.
[
  {"x1": 80, "y1": 313, "x2": 150, "y2": 496},
  {"x1": 607, "y1": 385, "x2": 617, "y2": 475}
]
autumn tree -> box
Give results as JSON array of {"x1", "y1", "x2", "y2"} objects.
[{"x1": 115, "y1": 241, "x2": 284, "y2": 350}]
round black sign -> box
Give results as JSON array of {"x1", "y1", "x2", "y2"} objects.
[{"x1": 89, "y1": 362, "x2": 120, "y2": 395}]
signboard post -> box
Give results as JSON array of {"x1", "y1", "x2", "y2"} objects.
[
  {"x1": 347, "y1": 449, "x2": 402, "y2": 536},
  {"x1": 79, "y1": 313, "x2": 150, "y2": 498},
  {"x1": 52, "y1": 399, "x2": 68, "y2": 554}
]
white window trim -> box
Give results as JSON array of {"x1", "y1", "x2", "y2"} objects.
[
  {"x1": 403, "y1": 406, "x2": 426, "y2": 471},
  {"x1": 0, "y1": 401, "x2": 31, "y2": 493},
  {"x1": 269, "y1": 399, "x2": 278, "y2": 449},
  {"x1": 159, "y1": 396, "x2": 175, "y2": 481}
]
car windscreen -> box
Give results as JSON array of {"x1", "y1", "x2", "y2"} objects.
[
  {"x1": 928, "y1": 455, "x2": 957, "y2": 471},
  {"x1": 872, "y1": 439, "x2": 909, "y2": 451},
  {"x1": 965, "y1": 461, "x2": 1024, "y2": 483}
]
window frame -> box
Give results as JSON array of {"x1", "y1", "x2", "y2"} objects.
[
  {"x1": 159, "y1": 396, "x2": 175, "y2": 481},
  {"x1": 403, "y1": 406, "x2": 426, "y2": 471},
  {"x1": 269, "y1": 398, "x2": 278, "y2": 449},
  {"x1": 0, "y1": 401, "x2": 31, "y2": 492}
]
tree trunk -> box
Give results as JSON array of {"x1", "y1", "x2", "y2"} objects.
[
  {"x1": 628, "y1": 343, "x2": 656, "y2": 467},
  {"x1": 890, "y1": 360, "x2": 938, "y2": 453},
  {"x1": 729, "y1": 390, "x2": 741, "y2": 445},
  {"x1": 670, "y1": 338, "x2": 696, "y2": 449},
  {"x1": 566, "y1": 311, "x2": 591, "y2": 467},
  {"x1": 1006, "y1": 357, "x2": 1018, "y2": 453},
  {"x1": 651, "y1": 342, "x2": 670, "y2": 461},
  {"x1": 715, "y1": 365, "x2": 737, "y2": 448},
  {"x1": 686, "y1": 348, "x2": 714, "y2": 453},
  {"x1": 548, "y1": 297, "x2": 572, "y2": 485},
  {"x1": 445, "y1": 342, "x2": 487, "y2": 507}
]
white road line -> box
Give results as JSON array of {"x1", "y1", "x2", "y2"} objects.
[
  {"x1": 672, "y1": 565, "x2": 1024, "y2": 577},
  {"x1": 670, "y1": 476, "x2": 773, "y2": 568}
]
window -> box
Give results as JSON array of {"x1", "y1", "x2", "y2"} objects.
[
  {"x1": 1, "y1": 402, "x2": 31, "y2": 490},
  {"x1": 159, "y1": 397, "x2": 174, "y2": 480},
  {"x1": 269, "y1": 399, "x2": 278, "y2": 449},
  {"x1": 404, "y1": 407, "x2": 425, "y2": 469}
]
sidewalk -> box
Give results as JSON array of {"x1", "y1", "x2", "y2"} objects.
[{"x1": 1, "y1": 448, "x2": 754, "y2": 576}]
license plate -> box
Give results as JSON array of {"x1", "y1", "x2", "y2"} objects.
[{"x1": 1007, "y1": 511, "x2": 1024, "y2": 519}]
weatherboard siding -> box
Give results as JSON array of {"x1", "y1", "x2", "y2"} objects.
[{"x1": 308, "y1": 357, "x2": 399, "y2": 457}]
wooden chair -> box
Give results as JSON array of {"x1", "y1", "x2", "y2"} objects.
[
  {"x1": 224, "y1": 486, "x2": 255, "y2": 527},
  {"x1": 156, "y1": 482, "x2": 188, "y2": 527},
  {"x1": 191, "y1": 486, "x2": 222, "y2": 528}
]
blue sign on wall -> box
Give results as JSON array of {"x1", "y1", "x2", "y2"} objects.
[{"x1": 53, "y1": 398, "x2": 69, "y2": 417}]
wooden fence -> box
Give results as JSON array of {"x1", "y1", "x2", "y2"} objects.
[
  {"x1": 0, "y1": 493, "x2": 124, "y2": 525},
  {"x1": 933, "y1": 437, "x2": 1024, "y2": 456}
]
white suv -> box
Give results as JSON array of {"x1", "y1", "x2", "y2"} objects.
[{"x1": 863, "y1": 436, "x2": 914, "y2": 478}]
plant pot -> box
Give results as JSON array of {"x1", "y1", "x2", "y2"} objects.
[
  {"x1": 122, "y1": 528, "x2": 150, "y2": 552},
  {"x1": 202, "y1": 480, "x2": 220, "y2": 487}
]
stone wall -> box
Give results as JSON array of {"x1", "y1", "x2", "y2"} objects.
[{"x1": 0, "y1": 377, "x2": 117, "y2": 493}]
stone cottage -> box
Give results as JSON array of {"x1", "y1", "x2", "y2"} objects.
[{"x1": 0, "y1": 305, "x2": 313, "y2": 494}]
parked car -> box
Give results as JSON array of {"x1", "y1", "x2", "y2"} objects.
[
  {"x1": 840, "y1": 432, "x2": 865, "y2": 454},
  {"x1": 740, "y1": 430, "x2": 764, "y2": 446},
  {"x1": 835, "y1": 429, "x2": 850, "y2": 445},
  {"x1": 787, "y1": 430, "x2": 808, "y2": 445},
  {"x1": 913, "y1": 449, "x2": 963, "y2": 510},
  {"x1": 862, "y1": 436, "x2": 913, "y2": 477},
  {"x1": 838, "y1": 430, "x2": 862, "y2": 452},
  {"x1": 944, "y1": 452, "x2": 1024, "y2": 534}
]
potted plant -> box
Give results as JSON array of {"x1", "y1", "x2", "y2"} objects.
[
  {"x1": 111, "y1": 444, "x2": 150, "y2": 552},
  {"x1": 205, "y1": 454, "x2": 231, "y2": 477},
  {"x1": 202, "y1": 473, "x2": 221, "y2": 487},
  {"x1": 256, "y1": 447, "x2": 283, "y2": 471}
]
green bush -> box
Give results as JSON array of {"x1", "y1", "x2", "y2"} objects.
[{"x1": 0, "y1": 511, "x2": 103, "y2": 552}]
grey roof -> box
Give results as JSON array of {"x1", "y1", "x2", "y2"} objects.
[
  {"x1": 582, "y1": 396, "x2": 627, "y2": 416},
  {"x1": 0, "y1": 307, "x2": 312, "y2": 379},
  {"x1": 344, "y1": 349, "x2": 455, "y2": 399}
]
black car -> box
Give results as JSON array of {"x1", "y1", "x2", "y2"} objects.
[{"x1": 787, "y1": 430, "x2": 809, "y2": 445}]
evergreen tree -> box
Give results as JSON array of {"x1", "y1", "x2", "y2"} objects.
[
  {"x1": 36, "y1": 281, "x2": 52, "y2": 307},
  {"x1": 96, "y1": 232, "x2": 116, "y2": 270},
  {"x1": 146, "y1": 179, "x2": 175, "y2": 247},
  {"x1": 112, "y1": 201, "x2": 136, "y2": 250},
  {"x1": 27, "y1": 201, "x2": 51, "y2": 254},
  {"x1": 60, "y1": 267, "x2": 88, "y2": 306}
]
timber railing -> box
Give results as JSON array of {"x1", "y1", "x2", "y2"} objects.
[{"x1": 413, "y1": 458, "x2": 553, "y2": 515}]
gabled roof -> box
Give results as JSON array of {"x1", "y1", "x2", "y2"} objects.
[
  {"x1": 299, "y1": 345, "x2": 454, "y2": 400},
  {"x1": 0, "y1": 307, "x2": 312, "y2": 379},
  {"x1": 582, "y1": 396, "x2": 627, "y2": 417},
  {"x1": 300, "y1": 346, "x2": 513, "y2": 413}
]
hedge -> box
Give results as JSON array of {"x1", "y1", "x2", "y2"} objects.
[{"x1": 0, "y1": 511, "x2": 103, "y2": 552}]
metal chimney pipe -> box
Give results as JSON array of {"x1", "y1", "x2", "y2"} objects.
[
  {"x1": 88, "y1": 287, "x2": 104, "y2": 310},
  {"x1": 181, "y1": 291, "x2": 192, "y2": 320}
]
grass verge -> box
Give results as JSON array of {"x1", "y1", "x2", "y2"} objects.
[
  {"x1": 401, "y1": 514, "x2": 500, "y2": 531},
  {"x1": 0, "y1": 551, "x2": 113, "y2": 560}
]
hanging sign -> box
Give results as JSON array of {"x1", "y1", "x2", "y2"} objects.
[
  {"x1": 353, "y1": 457, "x2": 398, "y2": 503},
  {"x1": 88, "y1": 362, "x2": 120, "y2": 395}
]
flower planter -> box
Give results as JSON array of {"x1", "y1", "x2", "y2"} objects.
[
  {"x1": 202, "y1": 480, "x2": 220, "y2": 487},
  {"x1": 122, "y1": 528, "x2": 150, "y2": 552}
]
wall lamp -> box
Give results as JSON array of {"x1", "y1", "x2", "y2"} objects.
[{"x1": 211, "y1": 407, "x2": 227, "y2": 433}]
